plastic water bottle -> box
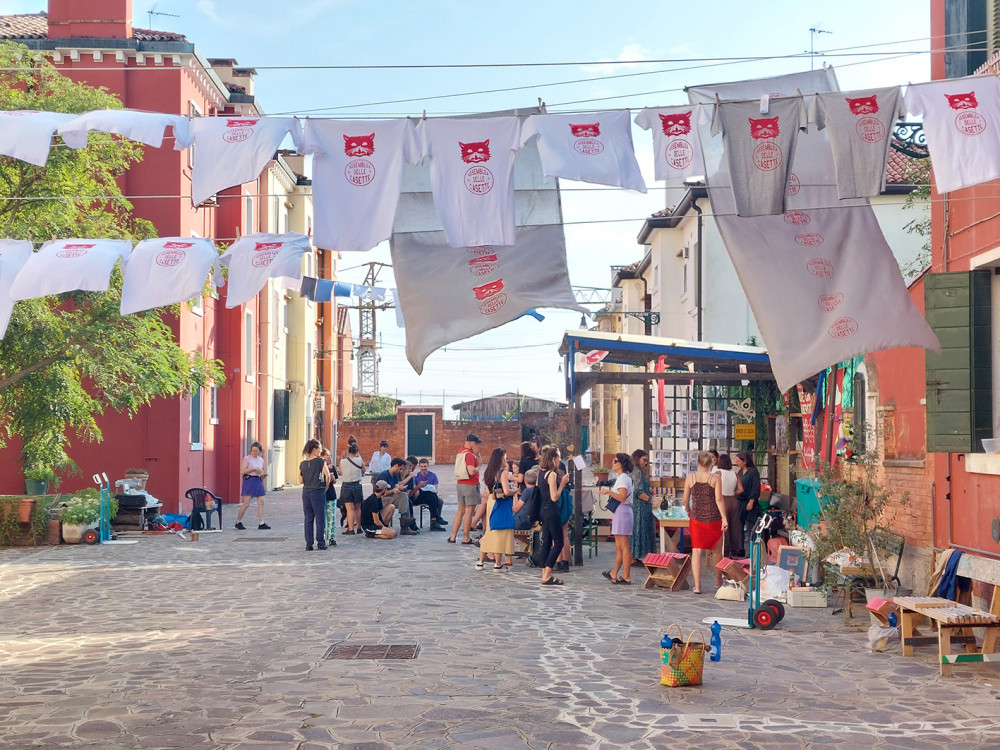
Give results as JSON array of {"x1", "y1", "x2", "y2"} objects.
[
  {"x1": 710, "y1": 620, "x2": 722, "y2": 662},
  {"x1": 661, "y1": 632, "x2": 672, "y2": 651},
  {"x1": 887, "y1": 611, "x2": 898, "y2": 628}
]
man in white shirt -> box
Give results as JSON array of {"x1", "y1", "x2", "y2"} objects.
[{"x1": 369, "y1": 441, "x2": 392, "y2": 477}]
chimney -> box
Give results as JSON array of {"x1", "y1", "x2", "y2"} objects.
[{"x1": 48, "y1": 0, "x2": 133, "y2": 40}]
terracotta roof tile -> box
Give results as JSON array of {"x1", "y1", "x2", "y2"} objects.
[
  {"x1": 0, "y1": 12, "x2": 187, "y2": 42},
  {"x1": 886, "y1": 147, "x2": 928, "y2": 185}
]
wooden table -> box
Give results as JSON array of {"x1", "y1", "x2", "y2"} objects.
[
  {"x1": 895, "y1": 595, "x2": 1000, "y2": 676},
  {"x1": 656, "y1": 517, "x2": 689, "y2": 555}
]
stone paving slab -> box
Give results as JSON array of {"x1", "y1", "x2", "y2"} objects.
[{"x1": 0, "y1": 466, "x2": 998, "y2": 748}]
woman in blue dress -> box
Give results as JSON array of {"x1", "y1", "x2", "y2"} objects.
[{"x1": 629, "y1": 449, "x2": 655, "y2": 565}]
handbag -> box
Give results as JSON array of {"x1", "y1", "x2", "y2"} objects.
[
  {"x1": 489, "y1": 495, "x2": 516, "y2": 531},
  {"x1": 714, "y1": 579, "x2": 746, "y2": 601},
  {"x1": 605, "y1": 497, "x2": 621, "y2": 514},
  {"x1": 660, "y1": 624, "x2": 707, "y2": 687}
]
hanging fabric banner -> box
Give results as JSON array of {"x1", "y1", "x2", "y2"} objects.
[
  {"x1": 0, "y1": 240, "x2": 34, "y2": 338},
  {"x1": 391, "y1": 224, "x2": 585, "y2": 373},
  {"x1": 9, "y1": 238, "x2": 132, "y2": 302},
  {"x1": 521, "y1": 110, "x2": 646, "y2": 192},
  {"x1": 303, "y1": 119, "x2": 421, "y2": 253},
  {"x1": 120, "y1": 237, "x2": 218, "y2": 315},
  {"x1": 0, "y1": 110, "x2": 75, "y2": 167},
  {"x1": 221, "y1": 232, "x2": 310, "y2": 308},
  {"x1": 178, "y1": 117, "x2": 303, "y2": 206},
  {"x1": 689, "y1": 68, "x2": 940, "y2": 393}
]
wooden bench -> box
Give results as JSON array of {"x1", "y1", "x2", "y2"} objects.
[
  {"x1": 642, "y1": 552, "x2": 691, "y2": 591},
  {"x1": 715, "y1": 556, "x2": 751, "y2": 585},
  {"x1": 895, "y1": 552, "x2": 1000, "y2": 676}
]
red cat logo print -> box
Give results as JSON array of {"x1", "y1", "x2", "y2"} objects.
[
  {"x1": 472, "y1": 278, "x2": 507, "y2": 315},
  {"x1": 660, "y1": 111, "x2": 693, "y2": 170},
  {"x1": 460, "y1": 140, "x2": 491, "y2": 164},
  {"x1": 659, "y1": 112, "x2": 691, "y2": 136},
  {"x1": 846, "y1": 94, "x2": 886, "y2": 142},
  {"x1": 56, "y1": 243, "x2": 93, "y2": 258},
  {"x1": 947, "y1": 91, "x2": 988, "y2": 135},
  {"x1": 569, "y1": 122, "x2": 604, "y2": 155},
  {"x1": 252, "y1": 241, "x2": 282, "y2": 268},
  {"x1": 224, "y1": 118, "x2": 258, "y2": 143},
  {"x1": 343, "y1": 133, "x2": 376, "y2": 186},
  {"x1": 846, "y1": 95, "x2": 879, "y2": 115},
  {"x1": 460, "y1": 139, "x2": 493, "y2": 195},
  {"x1": 748, "y1": 116, "x2": 782, "y2": 171},
  {"x1": 157, "y1": 241, "x2": 193, "y2": 267}
]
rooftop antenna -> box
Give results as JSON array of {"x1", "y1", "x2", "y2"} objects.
[
  {"x1": 147, "y1": 6, "x2": 181, "y2": 29},
  {"x1": 808, "y1": 27, "x2": 832, "y2": 70}
]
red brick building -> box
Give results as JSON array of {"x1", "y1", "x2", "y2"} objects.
[{"x1": 0, "y1": 1, "x2": 337, "y2": 510}]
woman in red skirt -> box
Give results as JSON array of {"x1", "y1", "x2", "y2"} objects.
[{"x1": 683, "y1": 451, "x2": 729, "y2": 593}]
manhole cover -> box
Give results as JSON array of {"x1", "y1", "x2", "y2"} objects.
[
  {"x1": 323, "y1": 643, "x2": 419, "y2": 660},
  {"x1": 233, "y1": 537, "x2": 287, "y2": 542}
]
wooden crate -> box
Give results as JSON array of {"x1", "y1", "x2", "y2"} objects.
[{"x1": 643, "y1": 552, "x2": 691, "y2": 591}]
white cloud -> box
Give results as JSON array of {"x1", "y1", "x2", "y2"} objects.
[
  {"x1": 590, "y1": 43, "x2": 652, "y2": 76},
  {"x1": 197, "y1": 1, "x2": 219, "y2": 20}
]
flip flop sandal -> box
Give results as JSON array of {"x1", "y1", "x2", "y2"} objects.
[
  {"x1": 461, "y1": 539, "x2": 475, "y2": 545},
  {"x1": 541, "y1": 577, "x2": 564, "y2": 585},
  {"x1": 447, "y1": 538, "x2": 456, "y2": 543},
  {"x1": 617, "y1": 578, "x2": 632, "y2": 585},
  {"x1": 602, "y1": 571, "x2": 614, "y2": 581}
]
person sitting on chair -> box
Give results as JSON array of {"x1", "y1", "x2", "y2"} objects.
[
  {"x1": 361, "y1": 481, "x2": 398, "y2": 539},
  {"x1": 406, "y1": 458, "x2": 447, "y2": 531}
]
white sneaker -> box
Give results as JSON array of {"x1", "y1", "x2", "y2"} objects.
[
  {"x1": 492, "y1": 564, "x2": 504, "y2": 571},
  {"x1": 474, "y1": 561, "x2": 484, "y2": 570}
]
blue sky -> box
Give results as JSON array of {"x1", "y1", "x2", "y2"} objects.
[{"x1": 9, "y1": 0, "x2": 932, "y2": 407}]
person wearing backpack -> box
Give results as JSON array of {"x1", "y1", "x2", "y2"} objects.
[
  {"x1": 448, "y1": 434, "x2": 483, "y2": 544},
  {"x1": 514, "y1": 468, "x2": 540, "y2": 530}
]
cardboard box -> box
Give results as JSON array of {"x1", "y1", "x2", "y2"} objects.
[{"x1": 787, "y1": 590, "x2": 828, "y2": 608}]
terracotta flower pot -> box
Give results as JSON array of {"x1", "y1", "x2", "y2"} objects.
[{"x1": 18, "y1": 497, "x2": 35, "y2": 524}]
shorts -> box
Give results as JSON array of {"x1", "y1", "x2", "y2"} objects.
[
  {"x1": 456, "y1": 483, "x2": 482, "y2": 506},
  {"x1": 341, "y1": 481, "x2": 363, "y2": 504}
]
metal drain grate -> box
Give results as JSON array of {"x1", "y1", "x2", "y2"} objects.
[
  {"x1": 323, "y1": 643, "x2": 419, "y2": 660},
  {"x1": 233, "y1": 537, "x2": 287, "y2": 542}
]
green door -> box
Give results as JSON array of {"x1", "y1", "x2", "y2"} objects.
[{"x1": 406, "y1": 414, "x2": 434, "y2": 458}]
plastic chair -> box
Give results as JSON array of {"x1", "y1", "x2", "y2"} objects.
[{"x1": 185, "y1": 488, "x2": 223, "y2": 530}]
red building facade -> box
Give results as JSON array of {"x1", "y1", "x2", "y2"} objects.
[{"x1": 0, "y1": 1, "x2": 327, "y2": 510}]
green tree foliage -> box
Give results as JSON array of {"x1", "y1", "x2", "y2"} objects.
[
  {"x1": 0, "y1": 42, "x2": 221, "y2": 475},
  {"x1": 346, "y1": 395, "x2": 398, "y2": 421}
]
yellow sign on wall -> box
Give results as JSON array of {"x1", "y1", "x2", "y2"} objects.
[{"x1": 733, "y1": 423, "x2": 756, "y2": 440}]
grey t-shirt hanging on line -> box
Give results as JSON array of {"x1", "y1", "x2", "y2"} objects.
[
  {"x1": 711, "y1": 97, "x2": 807, "y2": 217},
  {"x1": 812, "y1": 87, "x2": 905, "y2": 200}
]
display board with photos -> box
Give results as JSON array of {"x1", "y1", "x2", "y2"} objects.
[{"x1": 647, "y1": 384, "x2": 734, "y2": 481}]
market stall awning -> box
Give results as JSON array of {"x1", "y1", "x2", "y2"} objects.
[{"x1": 558, "y1": 330, "x2": 774, "y2": 402}]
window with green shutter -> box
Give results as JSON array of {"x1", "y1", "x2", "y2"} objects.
[{"x1": 924, "y1": 270, "x2": 992, "y2": 453}]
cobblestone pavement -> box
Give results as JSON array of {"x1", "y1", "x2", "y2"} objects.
[{"x1": 1, "y1": 466, "x2": 998, "y2": 749}]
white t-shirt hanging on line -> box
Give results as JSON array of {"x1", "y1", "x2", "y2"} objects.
[
  {"x1": 120, "y1": 237, "x2": 218, "y2": 315},
  {"x1": 220, "y1": 232, "x2": 311, "y2": 308},
  {"x1": 59, "y1": 109, "x2": 189, "y2": 150},
  {"x1": 178, "y1": 117, "x2": 303, "y2": 205},
  {"x1": 904, "y1": 76, "x2": 1000, "y2": 193},
  {"x1": 521, "y1": 110, "x2": 646, "y2": 193},
  {"x1": 812, "y1": 87, "x2": 905, "y2": 199},
  {"x1": 418, "y1": 117, "x2": 521, "y2": 248},
  {"x1": 0, "y1": 240, "x2": 34, "y2": 338},
  {"x1": 9, "y1": 238, "x2": 132, "y2": 302},
  {"x1": 0, "y1": 110, "x2": 75, "y2": 166},
  {"x1": 302, "y1": 119, "x2": 421, "y2": 253},
  {"x1": 634, "y1": 104, "x2": 707, "y2": 186}
]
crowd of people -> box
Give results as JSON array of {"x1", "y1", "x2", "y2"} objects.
[{"x1": 231, "y1": 435, "x2": 763, "y2": 593}]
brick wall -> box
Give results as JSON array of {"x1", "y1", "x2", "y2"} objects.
[{"x1": 338, "y1": 405, "x2": 520, "y2": 464}]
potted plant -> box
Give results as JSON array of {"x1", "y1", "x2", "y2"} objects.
[
  {"x1": 813, "y1": 439, "x2": 909, "y2": 610},
  {"x1": 123, "y1": 467, "x2": 149, "y2": 491},
  {"x1": 592, "y1": 466, "x2": 611, "y2": 484},
  {"x1": 23, "y1": 466, "x2": 55, "y2": 496},
  {"x1": 60, "y1": 496, "x2": 101, "y2": 544}
]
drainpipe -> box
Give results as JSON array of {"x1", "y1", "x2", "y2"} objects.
[{"x1": 692, "y1": 200, "x2": 704, "y2": 341}]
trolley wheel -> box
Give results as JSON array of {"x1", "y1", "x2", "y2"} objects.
[
  {"x1": 764, "y1": 598, "x2": 786, "y2": 622},
  {"x1": 82, "y1": 529, "x2": 100, "y2": 545},
  {"x1": 753, "y1": 605, "x2": 778, "y2": 630}
]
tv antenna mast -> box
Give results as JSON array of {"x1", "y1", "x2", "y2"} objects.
[
  {"x1": 808, "y1": 27, "x2": 833, "y2": 70},
  {"x1": 147, "y1": 7, "x2": 180, "y2": 28}
]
